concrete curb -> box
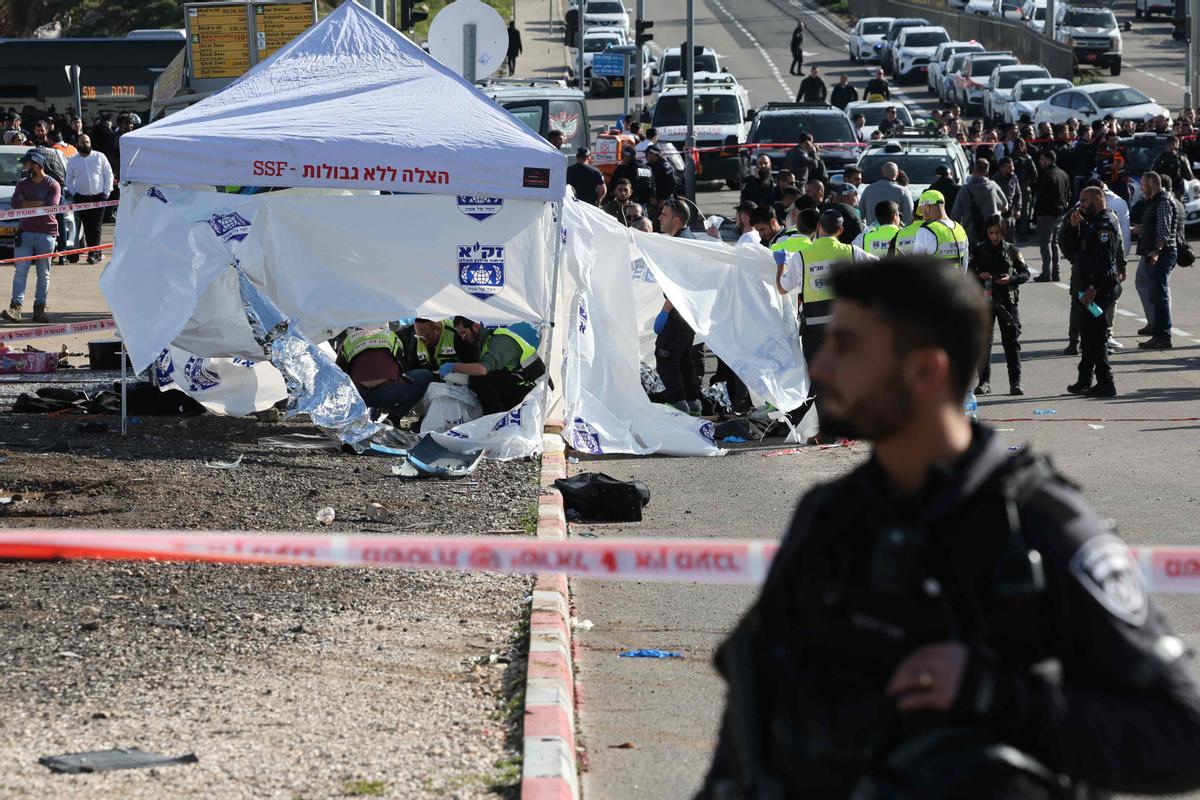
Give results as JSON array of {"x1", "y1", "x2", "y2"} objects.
[{"x1": 520, "y1": 432, "x2": 580, "y2": 800}]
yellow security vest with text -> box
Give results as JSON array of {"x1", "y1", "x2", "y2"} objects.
[{"x1": 799, "y1": 236, "x2": 852, "y2": 326}]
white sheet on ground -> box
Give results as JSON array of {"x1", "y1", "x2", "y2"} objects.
[{"x1": 152, "y1": 347, "x2": 286, "y2": 417}]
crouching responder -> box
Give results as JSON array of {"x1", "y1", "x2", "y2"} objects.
[
  {"x1": 442, "y1": 317, "x2": 546, "y2": 414},
  {"x1": 336, "y1": 325, "x2": 436, "y2": 423},
  {"x1": 396, "y1": 317, "x2": 478, "y2": 372}
]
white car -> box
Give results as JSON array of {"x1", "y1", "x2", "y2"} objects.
[
  {"x1": 1021, "y1": 0, "x2": 1047, "y2": 32},
  {"x1": 927, "y1": 41, "x2": 981, "y2": 95},
  {"x1": 1001, "y1": 77, "x2": 1072, "y2": 123},
  {"x1": 656, "y1": 71, "x2": 750, "y2": 112},
  {"x1": 892, "y1": 26, "x2": 950, "y2": 83},
  {"x1": 1135, "y1": 0, "x2": 1174, "y2": 19},
  {"x1": 1034, "y1": 83, "x2": 1171, "y2": 125},
  {"x1": 844, "y1": 100, "x2": 915, "y2": 137},
  {"x1": 656, "y1": 46, "x2": 721, "y2": 77},
  {"x1": 583, "y1": 0, "x2": 629, "y2": 33},
  {"x1": 984, "y1": 64, "x2": 1051, "y2": 123},
  {"x1": 989, "y1": 0, "x2": 1024, "y2": 18},
  {"x1": 570, "y1": 28, "x2": 626, "y2": 75},
  {"x1": 652, "y1": 79, "x2": 750, "y2": 188},
  {"x1": 965, "y1": 0, "x2": 993, "y2": 15},
  {"x1": 856, "y1": 137, "x2": 971, "y2": 205},
  {"x1": 0, "y1": 145, "x2": 84, "y2": 261},
  {"x1": 849, "y1": 17, "x2": 894, "y2": 61},
  {"x1": 952, "y1": 51, "x2": 1016, "y2": 109},
  {"x1": 939, "y1": 51, "x2": 976, "y2": 104}
]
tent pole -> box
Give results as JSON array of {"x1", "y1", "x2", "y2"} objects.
[
  {"x1": 539, "y1": 199, "x2": 566, "y2": 413},
  {"x1": 120, "y1": 338, "x2": 128, "y2": 437}
]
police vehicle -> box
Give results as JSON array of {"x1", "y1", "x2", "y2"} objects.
[
  {"x1": 650, "y1": 73, "x2": 751, "y2": 188},
  {"x1": 855, "y1": 135, "x2": 970, "y2": 205},
  {"x1": 739, "y1": 102, "x2": 861, "y2": 185},
  {"x1": 1055, "y1": 5, "x2": 1123, "y2": 76},
  {"x1": 891, "y1": 26, "x2": 950, "y2": 83},
  {"x1": 848, "y1": 17, "x2": 895, "y2": 61},
  {"x1": 656, "y1": 46, "x2": 722, "y2": 77}
]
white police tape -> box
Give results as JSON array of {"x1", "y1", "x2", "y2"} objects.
[
  {"x1": 0, "y1": 530, "x2": 1197, "y2": 593},
  {"x1": 0, "y1": 199, "x2": 117, "y2": 221}
]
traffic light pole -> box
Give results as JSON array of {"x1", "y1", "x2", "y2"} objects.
[
  {"x1": 1189, "y1": 0, "x2": 1199, "y2": 108},
  {"x1": 635, "y1": 0, "x2": 645, "y2": 117},
  {"x1": 578, "y1": 6, "x2": 586, "y2": 94},
  {"x1": 684, "y1": 0, "x2": 696, "y2": 202}
]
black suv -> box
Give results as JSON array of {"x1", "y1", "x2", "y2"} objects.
[{"x1": 739, "y1": 102, "x2": 861, "y2": 183}]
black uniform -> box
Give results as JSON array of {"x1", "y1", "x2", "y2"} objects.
[
  {"x1": 699, "y1": 425, "x2": 1200, "y2": 799},
  {"x1": 970, "y1": 239, "x2": 1029, "y2": 390},
  {"x1": 1060, "y1": 209, "x2": 1122, "y2": 392},
  {"x1": 649, "y1": 229, "x2": 702, "y2": 406}
]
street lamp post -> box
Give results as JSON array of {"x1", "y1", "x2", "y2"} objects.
[{"x1": 684, "y1": 0, "x2": 695, "y2": 202}]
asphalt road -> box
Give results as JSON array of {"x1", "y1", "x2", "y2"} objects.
[{"x1": 572, "y1": 2, "x2": 1200, "y2": 799}]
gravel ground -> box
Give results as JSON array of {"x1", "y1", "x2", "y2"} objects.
[{"x1": 0, "y1": 387, "x2": 540, "y2": 800}]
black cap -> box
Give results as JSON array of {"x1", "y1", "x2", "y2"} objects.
[
  {"x1": 644, "y1": 144, "x2": 660, "y2": 155},
  {"x1": 734, "y1": 200, "x2": 757, "y2": 213}
]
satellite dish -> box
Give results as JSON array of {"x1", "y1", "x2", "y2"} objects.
[{"x1": 428, "y1": 0, "x2": 508, "y2": 82}]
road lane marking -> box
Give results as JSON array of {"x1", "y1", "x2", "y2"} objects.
[
  {"x1": 1115, "y1": 308, "x2": 1138, "y2": 316},
  {"x1": 1054, "y1": 282, "x2": 1070, "y2": 290},
  {"x1": 709, "y1": 0, "x2": 793, "y2": 94},
  {"x1": 1172, "y1": 327, "x2": 1194, "y2": 337}
]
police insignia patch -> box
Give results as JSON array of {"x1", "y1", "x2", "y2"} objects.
[
  {"x1": 1069, "y1": 534, "x2": 1148, "y2": 626},
  {"x1": 1099, "y1": 232, "x2": 1110, "y2": 242}
]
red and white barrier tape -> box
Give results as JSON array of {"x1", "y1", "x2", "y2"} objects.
[
  {"x1": 0, "y1": 530, "x2": 1197, "y2": 593},
  {"x1": 0, "y1": 317, "x2": 115, "y2": 343},
  {"x1": 0, "y1": 199, "x2": 117, "y2": 221},
  {"x1": 0, "y1": 243, "x2": 112, "y2": 266}
]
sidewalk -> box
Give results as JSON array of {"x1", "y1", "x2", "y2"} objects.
[{"x1": 512, "y1": 0, "x2": 571, "y2": 81}]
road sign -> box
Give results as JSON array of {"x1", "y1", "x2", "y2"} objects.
[
  {"x1": 591, "y1": 52, "x2": 626, "y2": 77},
  {"x1": 254, "y1": 2, "x2": 314, "y2": 62},
  {"x1": 185, "y1": 0, "x2": 317, "y2": 91}
]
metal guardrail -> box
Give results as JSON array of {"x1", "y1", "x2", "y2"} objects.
[{"x1": 847, "y1": 0, "x2": 1076, "y2": 79}]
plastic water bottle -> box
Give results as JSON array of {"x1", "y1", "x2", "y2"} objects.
[{"x1": 963, "y1": 389, "x2": 978, "y2": 419}]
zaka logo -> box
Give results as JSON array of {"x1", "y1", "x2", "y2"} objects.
[
  {"x1": 458, "y1": 242, "x2": 505, "y2": 301},
  {"x1": 208, "y1": 211, "x2": 252, "y2": 243},
  {"x1": 548, "y1": 110, "x2": 579, "y2": 140},
  {"x1": 492, "y1": 408, "x2": 522, "y2": 431},
  {"x1": 755, "y1": 335, "x2": 793, "y2": 373},
  {"x1": 631, "y1": 257, "x2": 657, "y2": 283},
  {"x1": 570, "y1": 417, "x2": 603, "y2": 455},
  {"x1": 457, "y1": 195, "x2": 504, "y2": 222},
  {"x1": 578, "y1": 297, "x2": 589, "y2": 334},
  {"x1": 153, "y1": 349, "x2": 175, "y2": 386},
  {"x1": 146, "y1": 186, "x2": 168, "y2": 204},
  {"x1": 699, "y1": 420, "x2": 715, "y2": 443},
  {"x1": 183, "y1": 356, "x2": 221, "y2": 392},
  {"x1": 231, "y1": 358, "x2": 257, "y2": 367},
  {"x1": 444, "y1": 429, "x2": 469, "y2": 439}
]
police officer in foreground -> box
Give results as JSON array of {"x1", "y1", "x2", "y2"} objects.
[
  {"x1": 441, "y1": 317, "x2": 545, "y2": 414},
  {"x1": 970, "y1": 214, "x2": 1029, "y2": 397},
  {"x1": 1060, "y1": 187, "x2": 1122, "y2": 398},
  {"x1": 699, "y1": 256, "x2": 1200, "y2": 800}
]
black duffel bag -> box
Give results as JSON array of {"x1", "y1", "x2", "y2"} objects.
[{"x1": 553, "y1": 472, "x2": 650, "y2": 522}]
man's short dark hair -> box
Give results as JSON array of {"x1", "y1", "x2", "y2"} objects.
[
  {"x1": 615, "y1": 177, "x2": 632, "y2": 188},
  {"x1": 1040, "y1": 149, "x2": 1056, "y2": 165},
  {"x1": 829, "y1": 256, "x2": 989, "y2": 397},
  {"x1": 777, "y1": 169, "x2": 794, "y2": 182},
  {"x1": 844, "y1": 166, "x2": 862, "y2": 179},
  {"x1": 818, "y1": 210, "x2": 842, "y2": 235},
  {"x1": 781, "y1": 187, "x2": 802, "y2": 203},
  {"x1": 797, "y1": 207, "x2": 820, "y2": 234},
  {"x1": 749, "y1": 205, "x2": 777, "y2": 225},
  {"x1": 665, "y1": 197, "x2": 691, "y2": 227},
  {"x1": 453, "y1": 315, "x2": 477, "y2": 329},
  {"x1": 973, "y1": 158, "x2": 989, "y2": 175},
  {"x1": 875, "y1": 200, "x2": 898, "y2": 225},
  {"x1": 646, "y1": 126, "x2": 658, "y2": 138}
]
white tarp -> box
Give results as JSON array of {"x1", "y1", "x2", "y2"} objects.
[
  {"x1": 119, "y1": 2, "x2": 565, "y2": 201},
  {"x1": 100, "y1": 184, "x2": 556, "y2": 373},
  {"x1": 152, "y1": 347, "x2": 286, "y2": 417}
]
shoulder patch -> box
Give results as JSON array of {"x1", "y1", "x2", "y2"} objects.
[{"x1": 1069, "y1": 534, "x2": 1148, "y2": 627}]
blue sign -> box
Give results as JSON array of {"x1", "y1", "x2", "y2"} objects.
[
  {"x1": 458, "y1": 242, "x2": 505, "y2": 301},
  {"x1": 591, "y1": 52, "x2": 627, "y2": 77}
]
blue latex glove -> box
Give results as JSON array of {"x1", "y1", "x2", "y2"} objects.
[
  {"x1": 653, "y1": 310, "x2": 670, "y2": 335},
  {"x1": 438, "y1": 362, "x2": 456, "y2": 378},
  {"x1": 773, "y1": 249, "x2": 787, "y2": 267}
]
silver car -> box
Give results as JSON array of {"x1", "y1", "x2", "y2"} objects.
[
  {"x1": 927, "y1": 41, "x2": 983, "y2": 95},
  {"x1": 849, "y1": 17, "x2": 894, "y2": 62}
]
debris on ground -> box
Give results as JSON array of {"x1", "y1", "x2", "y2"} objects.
[
  {"x1": 619, "y1": 649, "x2": 682, "y2": 659},
  {"x1": 39, "y1": 748, "x2": 198, "y2": 774}
]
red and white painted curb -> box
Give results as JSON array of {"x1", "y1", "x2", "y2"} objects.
[{"x1": 521, "y1": 433, "x2": 579, "y2": 800}]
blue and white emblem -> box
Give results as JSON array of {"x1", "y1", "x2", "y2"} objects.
[
  {"x1": 570, "y1": 417, "x2": 603, "y2": 455},
  {"x1": 699, "y1": 420, "x2": 715, "y2": 443},
  {"x1": 578, "y1": 297, "x2": 589, "y2": 334},
  {"x1": 153, "y1": 349, "x2": 175, "y2": 385},
  {"x1": 457, "y1": 195, "x2": 504, "y2": 222},
  {"x1": 208, "y1": 211, "x2": 252, "y2": 243},
  {"x1": 458, "y1": 242, "x2": 505, "y2": 300},
  {"x1": 146, "y1": 186, "x2": 168, "y2": 204},
  {"x1": 492, "y1": 408, "x2": 522, "y2": 431},
  {"x1": 182, "y1": 356, "x2": 221, "y2": 392}
]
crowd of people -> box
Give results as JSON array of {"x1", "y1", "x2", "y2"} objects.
[{"x1": 2, "y1": 109, "x2": 129, "y2": 324}]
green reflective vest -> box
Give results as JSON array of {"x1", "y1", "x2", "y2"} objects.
[
  {"x1": 799, "y1": 236, "x2": 853, "y2": 326},
  {"x1": 770, "y1": 229, "x2": 812, "y2": 254},
  {"x1": 482, "y1": 327, "x2": 541, "y2": 384},
  {"x1": 892, "y1": 220, "x2": 925, "y2": 256},
  {"x1": 414, "y1": 319, "x2": 460, "y2": 368},
  {"x1": 340, "y1": 328, "x2": 399, "y2": 362},
  {"x1": 927, "y1": 219, "x2": 969, "y2": 269},
  {"x1": 863, "y1": 223, "x2": 901, "y2": 258}
]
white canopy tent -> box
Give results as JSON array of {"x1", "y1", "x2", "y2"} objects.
[{"x1": 100, "y1": 2, "x2": 810, "y2": 460}]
